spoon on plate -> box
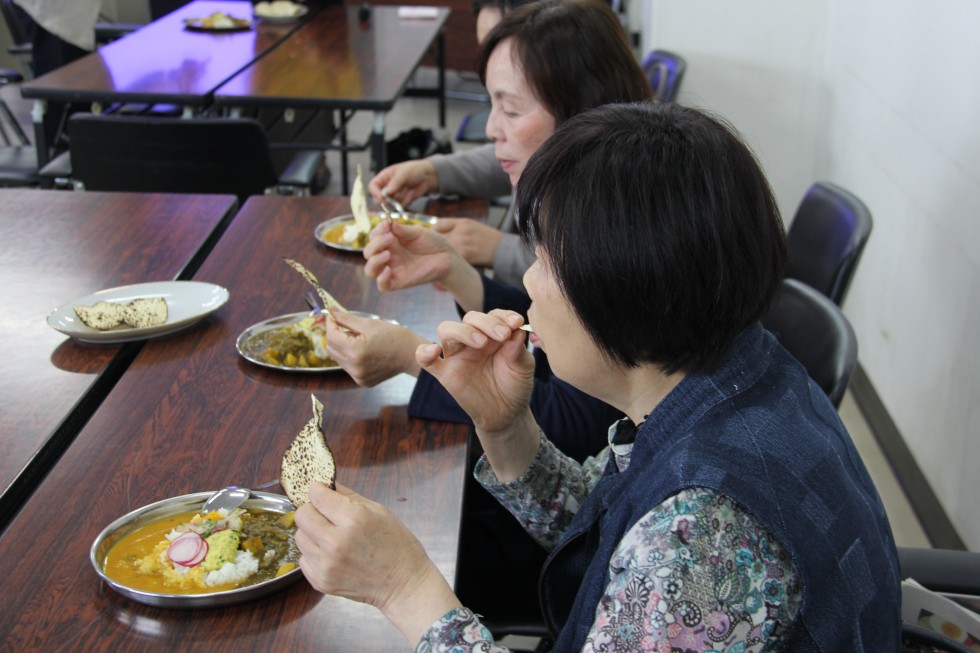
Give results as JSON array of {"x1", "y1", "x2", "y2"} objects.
[{"x1": 201, "y1": 479, "x2": 279, "y2": 514}]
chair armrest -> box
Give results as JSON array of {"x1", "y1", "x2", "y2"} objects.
[
  {"x1": 6, "y1": 43, "x2": 31, "y2": 58},
  {"x1": 899, "y1": 547, "x2": 980, "y2": 597},
  {"x1": 0, "y1": 68, "x2": 23, "y2": 83},
  {"x1": 277, "y1": 149, "x2": 326, "y2": 190}
]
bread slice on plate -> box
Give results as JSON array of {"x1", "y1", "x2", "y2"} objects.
[
  {"x1": 74, "y1": 301, "x2": 125, "y2": 330},
  {"x1": 281, "y1": 395, "x2": 336, "y2": 507},
  {"x1": 122, "y1": 297, "x2": 168, "y2": 328}
]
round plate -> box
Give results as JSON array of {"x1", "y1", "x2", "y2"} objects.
[
  {"x1": 184, "y1": 14, "x2": 252, "y2": 31},
  {"x1": 236, "y1": 310, "x2": 396, "y2": 372},
  {"x1": 91, "y1": 491, "x2": 301, "y2": 609},
  {"x1": 46, "y1": 281, "x2": 230, "y2": 344},
  {"x1": 314, "y1": 213, "x2": 438, "y2": 252},
  {"x1": 254, "y1": 4, "x2": 309, "y2": 23}
]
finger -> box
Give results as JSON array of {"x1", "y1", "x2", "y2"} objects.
[
  {"x1": 436, "y1": 318, "x2": 489, "y2": 349},
  {"x1": 416, "y1": 342, "x2": 443, "y2": 368},
  {"x1": 363, "y1": 250, "x2": 391, "y2": 279},
  {"x1": 432, "y1": 219, "x2": 453, "y2": 234},
  {"x1": 461, "y1": 310, "x2": 523, "y2": 342},
  {"x1": 329, "y1": 310, "x2": 376, "y2": 332}
]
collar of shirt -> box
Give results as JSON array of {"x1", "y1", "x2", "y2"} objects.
[{"x1": 608, "y1": 416, "x2": 642, "y2": 472}]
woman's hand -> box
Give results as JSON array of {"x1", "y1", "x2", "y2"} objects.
[
  {"x1": 418, "y1": 310, "x2": 539, "y2": 480},
  {"x1": 433, "y1": 218, "x2": 503, "y2": 267},
  {"x1": 367, "y1": 160, "x2": 439, "y2": 207},
  {"x1": 326, "y1": 311, "x2": 427, "y2": 387},
  {"x1": 417, "y1": 310, "x2": 534, "y2": 432},
  {"x1": 363, "y1": 220, "x2": 457, "y2": 292},
  {"x1": 296, "y1": 483, "x2": 462, "y2": 644}
]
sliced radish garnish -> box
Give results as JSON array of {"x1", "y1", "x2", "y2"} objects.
[{"x1": 167, "y1": 532, "x2": 208, "y2": 567}]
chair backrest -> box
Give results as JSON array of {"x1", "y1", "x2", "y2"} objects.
[
  {"x1": 762, "y1": 278, "x2": 858, "y2": 408},
  {"x1": 641, "y1": 49, "x2": 686, "y2": 102},
  {"x1": 786, "y1": 181, "x2": 873, "y2": 306},
  {"x1": 67, "y1": 114, "x2": 280, "y2": 198}
]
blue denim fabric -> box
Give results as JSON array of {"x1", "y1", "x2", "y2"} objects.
[{"x1": 540, "y1": 324, "x2": 901, "y2": 652}]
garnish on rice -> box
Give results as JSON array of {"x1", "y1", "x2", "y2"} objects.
[{"x1": 103, "y1": 507, "x2": 298, "y2": 594}]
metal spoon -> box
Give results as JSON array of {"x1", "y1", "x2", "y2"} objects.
[
  {"x1": 381, "y1": 190, "x2": 409, "y2": 218},
  {"x1": 201, "y1": 479, "x2": 279, "y2": 514}
]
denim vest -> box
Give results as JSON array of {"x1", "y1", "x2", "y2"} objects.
[{"x1": 540, "y1": 325, "x2": 901, "y2": 652}]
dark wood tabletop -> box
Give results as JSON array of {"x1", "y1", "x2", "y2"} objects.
[
  {"x1": 20, "y1": 1, "x2": 302, "y2": 107},
  {"x1": 0, "y1": 195, "x2": 485, "y2": 652},
  {"x1": 214, "y1": 5, "x2": 449, "y2": 113},
  {"x1": 0, "y1": 189, "x2": 238, "y2": 532}
]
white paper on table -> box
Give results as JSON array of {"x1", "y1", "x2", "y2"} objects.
[{"x1": 398, "y1": 6, "x2": 439, "y2": 19}]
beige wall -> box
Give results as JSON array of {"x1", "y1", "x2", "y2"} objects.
[{"x1": 642, "y1": 0, "x2": 980, "y2": 550}]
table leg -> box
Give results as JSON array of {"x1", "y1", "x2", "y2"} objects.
[
  {"x1": 436, "y1": 30, "x2": 446, "y2": 128},
  {"x1": 31, "y1": 99, "x2": 49, "y2": 168},
  {"x1": 370, "y1": 111, "x2": 386, "y2": 174}
]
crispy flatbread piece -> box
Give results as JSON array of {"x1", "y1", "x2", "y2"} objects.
[
  {"x1": 281, "y1": 395, "x2": 336, "y2": 507},
  {"x1": 283, "y1": 258, "x2": 346, "y2": 311},
  {"x1": 73, "y1": 301, "x2": 126, "y2": 330},
  {"x1": 122, "y1": 297, "x2": 168, "y2": 329},
  {"x1": 350, "y1": 164, "x2": 372, "y2": 236}
]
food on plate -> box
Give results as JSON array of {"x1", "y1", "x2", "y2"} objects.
[
  {"x1": 185, "y1": 12, "x2": 251, "y2": 29},
  {"x1": 74, "y1": 296, "x2": 168, "y2": 330},
  {"x1": 122, "y1": 297, "x2": 169, "y2": 328},
  {"x1": 321, "y1": 213, "x2": 434, "y2": 249},
  {"x1": 253, "y1": 0, "x2": 304, "y2": 18},
  {"x1": 281, "y1": 395, "x2": 336, "y2": 506},
  {"x1": 242, "y1": 311, "x2": 333, "y2": 368},
  {"x1": 103, "y1": 507, "x2": 298, "y2": 594}
]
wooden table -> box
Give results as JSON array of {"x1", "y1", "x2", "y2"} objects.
[
  {"x1": 214, "y1": 4, "x2": 450, "y2": 187},
  {"x1": 0, "y1": 189, "x2": 238, "y2": 532},
  {"x1": 20, "y1": 0, "x2": 304, "y2": 164},
  {"x1": 0, "y1": 195, "x2": 485, "y2": 652}
]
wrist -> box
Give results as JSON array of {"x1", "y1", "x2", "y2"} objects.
[
  {"x1": 441, "y1": 254, "x2": 485, "y2": 313},
  {"x1": 476, "y1": 409, "x2": 540, "y2": 483},
  {"x1": 380, "y1": 561, "x2": 462, "y2": 645}
]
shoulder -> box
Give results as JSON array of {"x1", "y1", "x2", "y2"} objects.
[{"x1": 590, "y1": 487, "x2": 802, "y2": 651}]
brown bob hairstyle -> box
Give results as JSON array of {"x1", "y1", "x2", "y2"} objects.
[
  {"x1": 517, "y1": 102, "x2": 787, "y2": 374},
  {"x1": 478, "y1": 0, "x2": 652, "y2": 126}
]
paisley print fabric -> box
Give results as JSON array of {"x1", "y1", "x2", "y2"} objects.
[{"x1": 416, "y1": 433, "x2": 801, "y2": 652}]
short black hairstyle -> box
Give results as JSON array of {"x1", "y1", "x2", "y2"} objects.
[
  {"x1": 517, "y1": 102, "x2": 787, "y2": 374},
  {"x1": 477, "y1": 0, "x2": 652, "y2": 126}
]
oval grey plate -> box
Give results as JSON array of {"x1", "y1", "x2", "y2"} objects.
[{"x1": 91, "y1": 491, "x2": 301, "y2": 609}]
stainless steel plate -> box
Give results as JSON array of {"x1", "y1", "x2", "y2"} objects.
[
  {"x1": 236, "y1": 310, "x2": 341, "y2": 372},
  {"x1": 236, "y1": 310, "x2": 396, "y2": 373},
  {"x1": 314, "y1": 213, "x2": 438, "y2": 252},
  {"x1": 91, "y1": 491, "x2": 301, "y2": 609}
]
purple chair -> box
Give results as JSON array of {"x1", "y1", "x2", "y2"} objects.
[{"x1": 641, "y1": 49, "x2": 687, "y2": 102}]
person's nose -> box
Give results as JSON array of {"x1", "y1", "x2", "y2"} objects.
[{"x1": 485, "y1": 106, "x2": 503, "y2": 143}]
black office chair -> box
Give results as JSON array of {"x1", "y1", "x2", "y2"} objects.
[
  {"x1": 65, "y1": 114, "x2": 329, "y2": 200},
  {"x1": 0, "y1": 67, "x2": 42, "y2": 187},
  {"x1": 642, "y1": 49, "x2": 687, "y2": 102},
  {"x1": 761, "y1": 278, "x2": 857, "y2": 408},
  {"x1": 786, "y1": 181, "x2": 873, "y2": 306}
]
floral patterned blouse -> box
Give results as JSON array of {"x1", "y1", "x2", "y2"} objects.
[{"x1": 415, "y1": 427, "x2": 802, "y2": 653}]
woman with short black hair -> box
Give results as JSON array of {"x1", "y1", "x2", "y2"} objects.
[{"x1": 295, "y1": 102, "x2": 902, "y2": 651}]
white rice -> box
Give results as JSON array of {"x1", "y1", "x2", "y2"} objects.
[{"x1": 204, "y1": 550, "x2": 259, "y2": 586}]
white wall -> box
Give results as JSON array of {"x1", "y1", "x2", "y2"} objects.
[{"x1": 643, "y1": 0, "x2": 979, "y2": 550}]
